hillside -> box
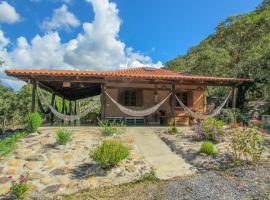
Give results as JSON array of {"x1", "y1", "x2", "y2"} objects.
[{"x1": 165, "y1": 0, "x2": 270, "y2": 101}]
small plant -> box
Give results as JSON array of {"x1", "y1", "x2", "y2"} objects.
[
  {"x1": 138, "y1": 171, "x2": 159, "y2": 183},
  {"x1": 91, "y1": 139, "x2": 129, "y2": 169},
  {"x1": 99, "y1": 120, "x2": 125, "y2": 136},
  {"x1": 192, "y1": 118, "x2": 226, "y2": 143},
  {"x1": 200, "y1": 141, "x2": 218, "y2": 156},
  {"x1": 168, "y1": 122, "x2": 177, "y2": 135},
  {"x1": 0, "y1": 132, "x2": 28, "y2": 158},
  {"x1": 8, "y1": 175, "x2": 28, "y2": 199},
  {"x1": 56, "y1": 128, "x2": 72, "y2": 145},
  {"x1": 230, "y1": 127, "x2": 265, "y2": 165},
  {"x1": 28, "y1": 112, "x2": 42, "y2": 133}
]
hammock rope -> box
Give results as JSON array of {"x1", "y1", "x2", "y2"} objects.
[
  {"x1": 175, "y1": 91, "x2": 232, "y2": 120},
  {"x1": 37, "y1": 93, "x2": 51, "y2": 115},
  {"x1": 36, "y1": 84, "x2": 98, "y2": 122},
  {"x1": 105, "y1": 91, "x2": 172, "y2": 117}
]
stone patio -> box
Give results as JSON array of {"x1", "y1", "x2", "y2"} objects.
[{"x1": 0, "y1": 127, "x2": 151, "y2": 199}]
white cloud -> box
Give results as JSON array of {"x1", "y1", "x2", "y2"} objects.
[
  {"x1": 41, "y1": 4, "x2": 80, "y2": 32},
  {"x1": 0, "y1": 1, "x2": 21, "y2": 24},
  {"x1": 0, "y1": 0, "x2": 162, "y2": 89},
  {"x1": 0, "y1": 30, "x2": 9, "y2": 49}
]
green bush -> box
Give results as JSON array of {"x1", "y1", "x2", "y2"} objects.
[
  {"x1": 231, "y1": 127, "x2": 265, "y2": 165},
  {"x1": 99, "y1": 120, "x2": 125, "y2": 136},
  {"x1": 200, "y1": 141, "x2": 218, "y2": 156},
  {"x1": 0, "y1": 132, "x2": 27, "y2": 158},
  {"x1": 168, "y1": 122, "x2": 178, "y2": 135},
  {"x1": 28, "y1": 112, "x2": 42, "y2": 133},
  {"x1": 91, "y1": 139, "x2": 129, "y2": 169},
  {"x1": 56, "y1": 128, "x2": 72, "y2": 145}
]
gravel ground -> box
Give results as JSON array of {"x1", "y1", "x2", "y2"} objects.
[{"x1": 64, "y1": 161, "x2": 270, "y2": 200}]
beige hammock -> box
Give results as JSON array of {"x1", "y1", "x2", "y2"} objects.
[
  {"x1": 175, "y1": 91, "x2": 232, "y2": 120},
  {"x1": 37, "y1": 84, "x2": 98, "y2": 122},
  {"x1": 105, "y1": 91, "x2": 171, "y2": 117}
]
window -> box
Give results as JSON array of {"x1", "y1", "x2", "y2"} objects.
[
  {"x1": 176, "y1": 92, "x2": 188, "y2": 107},
  {"x1": 120, "y1": 90, "x2": 143, "y2": 107}
]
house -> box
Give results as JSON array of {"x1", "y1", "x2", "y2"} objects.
[{"x1": 5, "y1": 67, "x2": 254, "y2": 126}]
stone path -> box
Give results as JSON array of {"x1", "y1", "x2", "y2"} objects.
[
  {"x1": 0, "y1": 127, "x2": 151, "y2": 199},
  {"x1": 128, "y1": 127, "x2": 195, "y2": 180}
]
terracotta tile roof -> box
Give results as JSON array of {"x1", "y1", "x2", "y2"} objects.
[{"x1": 5, "y1": 67, "x2": 254, "y2": 83}]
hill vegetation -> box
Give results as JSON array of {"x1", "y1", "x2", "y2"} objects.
[{"x1": 165, "y1": 0, "x2": 270, "y2": 103}]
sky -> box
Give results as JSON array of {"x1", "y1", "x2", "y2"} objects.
[{"x1": 0, "y1": 0, "x2": 262, "y2": 90}]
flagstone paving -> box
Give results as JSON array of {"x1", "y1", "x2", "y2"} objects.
[{"x1": 0, "y1": 127, "x2": 151, "y2": 199}]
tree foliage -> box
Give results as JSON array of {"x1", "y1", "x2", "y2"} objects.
[{"x1": 165, "y1": 1, "x2": 270, "y2": 100}]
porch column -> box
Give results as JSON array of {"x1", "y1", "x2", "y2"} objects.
[
  {"x1": 50, "y1": 93, "x2": 56, "y2": 126},
  {"x1": 69, "y1": 100, "x2": 72, "y2": 125},
  {"x1": 74, "y1": 100, "x2": 77, "y2": 126},
  {"x1": 232, "y1": 86, "x2": 238, "y2": 109},
  {"x1": 171, "y1": 82, "x2": 176, "y2": 122},
  {"x1": 101, "y1": 83, "x2": 106, "y2": 120},
  {"x1": 31, "y1": 80, "x2": 37, "y2": 113},
  {"x1": 61, "y1": 98, "x2": 65, "y2": 126}
]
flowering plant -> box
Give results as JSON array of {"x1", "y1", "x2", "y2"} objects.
[
  {"x1": 192, "y1": 118, "x2": 227, "y2": 143},
  {"x1": 8, "y1": 175, "x2": 28, "y2": 198}
]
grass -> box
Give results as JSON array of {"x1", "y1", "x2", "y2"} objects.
[
  {"x1": 56, "y1": 128, "x2": 72, "y2": 145},
  {"x1": 0, "y1": 131, "x2": 28, "y2": 158}
]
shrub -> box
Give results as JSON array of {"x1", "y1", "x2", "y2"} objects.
[
  {"x1": 99, "y1": 120, "x2": 125, "y2": 136},
  {"x1": 56, "y1": 128, "x2": 72, "y2": 145},
  {"x1": 0, "y1": 132, "x2": 27, "y2": 158},
  {"x1": 8, "y1": 175, "x2": 28, "y2": 199},
  {"x1": 91, "y1": 139, "x2": 129, "y2": 169},
  {"x1": 200, "y1": 141, "x2": 218, "y2": 156},
  {"x1": 168, "y1": 122, "x2": 177, "y2": 135},
  {"x1": 192, "y1": 118, "x2": 225, "y2": 143},
  {"x1": 230, "y1": 127, "x2": 265, "y2": 165},
  {"x1": 28, "y1": 112, "x2": 42, "y2": 133}
]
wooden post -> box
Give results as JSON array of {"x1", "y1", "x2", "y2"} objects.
[
  {"x1": 232, "y1": 87, "x2": 238, "y2": 109},
  {"x1": 69, "y1": 100, "x2": 72, "y2": 126},
  {"x1": 171, "y1": 82, "x2": 176, "y2": 124},
  {"x1": 31, "y1": 80, "x2": 37, "y2": 113},
  {"x1": 61, "y1": 98, "x2": 65, "y2": 126},
  {"x1": 101, "y1": 84, "x2": 106, "y2": 120},
  {"x1": 74, "y1": 100, "x2": 77, "y2": 126},
  {"x1": 50, "y1": 93, "x2": 56, "y2": 126}
]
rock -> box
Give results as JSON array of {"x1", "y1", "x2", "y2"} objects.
[
  {"x1": 50, "y1": 167, "x2": 72, "y2": 176},
  {"x1": 24, "y1": 161, "x2": 40, "y2": 170},
  {"x1": 26, "y1": 154, "x2": 45, "y2": 161},
  {"x1": 6, "y1": 168, "x2": 18, "y2": 175},
  {"x1": 125, "y1": 165, "x2": 136, "y2": 173},
  {"x1": 0, "y1": 183, "x2": 10, "y2": 195},
  {"x1": 0, "y1": 177, "x2": 8, "y2": 184},
  {"x1": 28, "y1": 184, "x2": 38, "y2": 192},
  {"x1": 61, "y1": 153, "x2": 73, "y2": 161},
  {"x1": 134, "y1": 161, "x2": 145, "y2": 165},
  {"x1": 80, "y1": 176, "x2": 97, "y2": 189},
  {"x1": 44, "y1": 159, "x2": 56, "y2": 169},
  {"x1": 28, "y1": 172, "x2": 44, "y2": 180},
  {"x1": 40, "y1": 177, "x2": 54, "y2": 185},
  {"x1": 7, "y1": 159, "x2": 23, "y2": 168},
  {"x1": 40, "y1": 138, "x2": 50, "y2": 145},
  {"x1": 15, "y1": 149, "x2": 33, "y2": 160},
  {"x1": 43, "y1": 184, "x2": 61, "y2": 193},
  {"x1": 58, "y1": 176, "x2": 71, "y2": 185}
]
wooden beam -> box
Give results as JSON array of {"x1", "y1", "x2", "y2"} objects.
[
  {"x1": 31, "y1": 80, "x2": 37, "y2": 112},
  {"x1": 74, "y1": 100, "x2": 77, "y2": 126},
  {"x1": 232, "y1": 87, "x2": 238, "y2": 109},
  {"x1": 69, "y1": 100, "x2": 72, "y2": 125},
  {"x1": 101, "y1": 84, "x2": 106, "y2": 120},
  {"x1": 61, "y1": 98, "x2": 65, "y2": 126},
  {"x1": 50, "y1": 93, "x2": 55, "y2": 126},
  {"x1": 171, "y1": 82, "x2": 176, "y2": 119}
]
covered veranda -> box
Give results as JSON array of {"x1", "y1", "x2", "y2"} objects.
[{"x1": 5, "y1": 67, "x2": 254, "y2": 126}]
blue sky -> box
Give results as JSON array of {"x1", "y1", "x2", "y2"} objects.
[{"x1": 0, "y1": 0, "x2": 262, "y2": 88}]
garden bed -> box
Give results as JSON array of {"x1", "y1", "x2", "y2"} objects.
[
  {"x1": 156, "y1": 127, "x2": 270, "y2": 172},
  {"x1": 0, "y1": 127, "x2": 151, "y2": 199}
]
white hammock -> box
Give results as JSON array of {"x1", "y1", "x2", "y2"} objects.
[
  {"x1": 175, "y1": 91, "x2": 232, "y2": 120},
  {"x1": 106, "y1": 91, "x2": 171, "y2": 117},
  {"x1": 37, "y1": 86, "x2": 97, "y2": 122}
]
